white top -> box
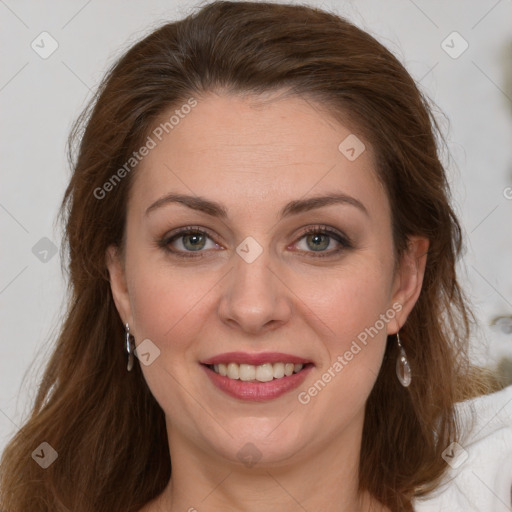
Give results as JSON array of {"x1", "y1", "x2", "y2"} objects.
[{"x1": 412, "y1": 383, "x2": 512, "y2": 512}]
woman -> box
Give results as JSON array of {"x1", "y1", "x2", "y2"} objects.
[{"x1": 0, "y1": 1, "x2": 502, "y2": 511}]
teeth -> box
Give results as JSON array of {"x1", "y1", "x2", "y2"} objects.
[
  {"x1": 240, "y1": 364, "x2": 256, "y2": 381},
  {"x1": 211, "y1": 362, "x2": 305, "y2": 381},
  {"x1": 227, "y1": 362, "x2": 239, "y2": 379},
  {"x1": 256, "y1": 363, "x2": 274, "y2": 382},
  {"x1": 273, "y1": 362, "x2": 285, "y2": 379}
]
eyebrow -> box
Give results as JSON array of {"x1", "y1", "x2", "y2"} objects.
[{"x1": 144, "y1": 192, "x2": 369, "y2": 219}]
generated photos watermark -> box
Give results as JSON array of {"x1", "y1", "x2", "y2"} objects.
[
  {"x1": 93, "y1": 97, "x2": 198, "y2": 200},
  {"x1": 297, "y1": 302, "x2": 403, "y2": 404}
]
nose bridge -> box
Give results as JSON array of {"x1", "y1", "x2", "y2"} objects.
[{"x1": 218, "y1": 235, "x2": 290, "y2": 332}]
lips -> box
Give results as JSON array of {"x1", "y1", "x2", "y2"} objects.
[
  {"x1": 200, "y1": 351, "x2": 312, "y2": 366},
  {"x1": 202, "y1": 363, "x2": 313, "y2": 401},
  {"x1": 200, "y1": 351, "x2": 314, "y2": 401}
]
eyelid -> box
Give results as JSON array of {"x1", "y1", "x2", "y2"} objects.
[
  {"x1": 160, "y1": 224, "x2": 352, "y2": 258},
  {"x1": 291, "y1": 225, "x2": 352, "y2": 257},
  {"x1": 297, "y1": 225, "x2": 350, "y2": 243},
  {"x1": 160, "y1": 225, "x2": 222, "y2": 255}
]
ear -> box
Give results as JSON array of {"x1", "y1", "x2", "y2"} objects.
[
  {"x1": 387, "y1": 236, "x2": 429, "y2": 335},
  {"x1": 105, "y1": 244, "x2": 133, "y2": 327}
]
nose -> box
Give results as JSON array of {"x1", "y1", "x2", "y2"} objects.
[{"x1": 217, "y1": 242, "x2": 292, "y2": 334}]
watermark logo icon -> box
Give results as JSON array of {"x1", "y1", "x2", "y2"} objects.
[
  {"x1": 236, "y1": 236, "x2": 263, "y2": 264},
  {"x1": 31, "y1": 31, "x2": 59, "y2": 59},
  {"x1": 134, "y1": 338, "x2": 161, "y2": 366},
  {"x1": 32, "y1": 237, "x2": 58, "y2": 263},
  {"x1": 338, "y1": 134, "x2": 366, "y2": 161},
  {"x1": 441, "y1": 32, "x2": 469, "y2": 59},
  {"x1": 441, "y1": 441, "x2": 468, "y2": 469},
  {"x1": 32, "y1": 441, "x2": 58, "y2": 468},
  {"x1": 237, "y1": 442, "x2": 262, "y2": 468}
]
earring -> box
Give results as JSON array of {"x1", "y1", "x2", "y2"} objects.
[
  {"x1": 125, "y1": 323, "x2": 135, "y2": 372},
  {"x1": 396, "y1": 331, "x2": 411, "y2": 387}
]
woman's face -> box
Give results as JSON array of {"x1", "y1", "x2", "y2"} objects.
[{"x1": 107, "y1": 91, "x2": 427, "y2": 468}]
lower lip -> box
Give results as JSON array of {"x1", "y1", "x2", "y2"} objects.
[{"x1": 201, "y1": 364, "x2": 313, "y2": 402}]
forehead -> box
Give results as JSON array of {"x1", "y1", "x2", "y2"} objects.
[{"x1": 129, "y1": 91, "x2": 387, "y2": 220}]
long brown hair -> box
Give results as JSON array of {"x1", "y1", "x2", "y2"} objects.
[{"x1": 0, "y1": 1, "x2": 496, "y2": 511}]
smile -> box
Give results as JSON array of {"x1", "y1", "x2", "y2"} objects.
[
  {"x1": 201, "y1": 362, "x2": 314, "y2": 402},
  {"x1": 206, "y1": 362, "x2": 307, "y2": 382}
]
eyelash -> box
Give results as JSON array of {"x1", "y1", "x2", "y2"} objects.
[{"x1": 158, "y1": 224, "x2": 352, "y2": 259}]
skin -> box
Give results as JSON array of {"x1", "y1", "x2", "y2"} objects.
[{"x1": 106, "y1": 90, "x2": 428, "y2": 512}]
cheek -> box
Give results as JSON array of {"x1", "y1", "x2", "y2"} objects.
[
  {"x1": 127, "y1": 233, "x2": 394, "y2": 385},
  {"x1": 300, "y1": 259, "x2": 393, "y2": 340},
  {"x1": 126, "y1": 263, "x2": 217, "y2": 415},
  {"x1": 129, "y1": 264, "x2": 213, "y2": 346},
  {"x1": 296, "y1": 260, "x2": 393, "y2": 395},
  {"x1": 128, "y1": 246, "x2": 394, "y2": 354}
]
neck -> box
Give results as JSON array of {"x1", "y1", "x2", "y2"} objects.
[{"x1": 147, "y1": 411, "x2": 389, "y2": 512}]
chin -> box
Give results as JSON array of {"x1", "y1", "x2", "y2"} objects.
[{"x1": 205, "y1": 420, "x2": 312, "y2": 468}]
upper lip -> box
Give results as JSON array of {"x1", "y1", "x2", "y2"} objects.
[{"x1": 201, "y1": 352, "x2": 312, "y2": 366}]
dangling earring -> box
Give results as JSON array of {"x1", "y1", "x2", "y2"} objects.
[
  {"x1": 125, "y1": 322, "x2": 135, "y2": 372},
  {"x1": 396, "y1": 331, "x2": 411, "y2": 387}
]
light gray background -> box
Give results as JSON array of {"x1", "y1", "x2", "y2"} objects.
[{"x1": 1, "y1": 0, "x2": 511, "y2": 456}]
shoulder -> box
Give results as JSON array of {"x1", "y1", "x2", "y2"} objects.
[{"x1": 413, "y1": 384, "x2": 512, "y2": 511}]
